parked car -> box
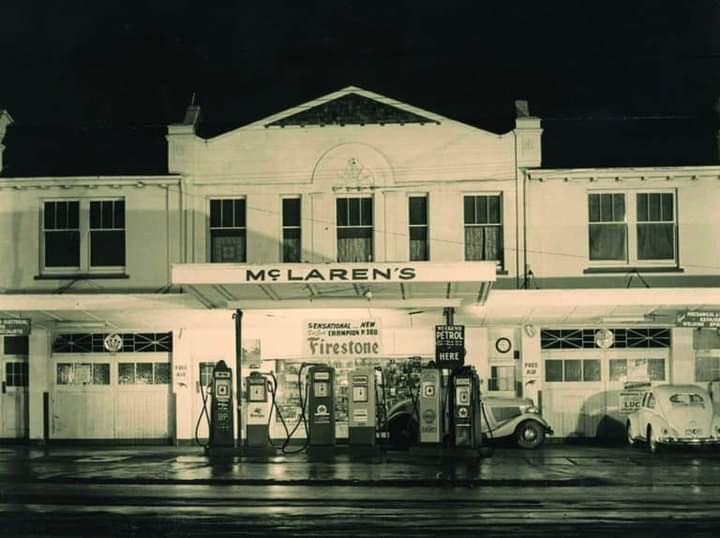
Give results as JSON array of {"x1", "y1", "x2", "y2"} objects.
[
  {"x1": 385, "y1": 395, "x2": 553, "y2": 449},
  {"x1": 626, "y1": 384, "x2": 720, "y2": 453}
]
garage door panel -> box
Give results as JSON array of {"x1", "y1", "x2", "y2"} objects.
[
  {"x1": 52, "y1": 391, "x2": 115, "y2": 439},
  {"x1": 116, "y1": 390, "x2": 170, "y2": 439}
]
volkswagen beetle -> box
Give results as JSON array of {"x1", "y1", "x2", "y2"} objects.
[{"x1": 626, "y1": 384, "x2": 720, "y2": 453}]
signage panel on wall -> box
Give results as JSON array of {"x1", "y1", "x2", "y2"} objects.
[
  {"x1": 0, "y1": 318, "x2": 31, "y2": 336},
  {"x1": 303, "y1": 320, "x2": 382, "y2": 359},
  {"x1": 677, "y1": 311, "x2": 720, "y2": 328},
  {"x1": 619, "y1": 391, "x2": 644, "y2": 415},
  {"x1": 435, "y1": 325, "x2": 465, "y2": 369}
]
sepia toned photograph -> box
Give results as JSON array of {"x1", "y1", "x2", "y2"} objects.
[{"x1": 1, "y1": 1, "x2": 720, "y2": 536}]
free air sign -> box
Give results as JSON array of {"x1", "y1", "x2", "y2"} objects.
[
  {"x1": 676, "y1": 311, "x2": 720, "y2": 328},
  {"x1": 435, "y1": 325, "x2": 465, "y2": 369},
  {"x1": 0, "y1": 318, "x2": 31, "y2": 336}
]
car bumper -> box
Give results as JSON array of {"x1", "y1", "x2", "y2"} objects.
[{"x1": 659, "y1": 437, "x2": 720, "y2": 446}]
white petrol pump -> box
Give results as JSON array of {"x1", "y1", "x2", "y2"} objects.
[{"x1": 347, "y1": 367, "x2": 377, "y2": 446}]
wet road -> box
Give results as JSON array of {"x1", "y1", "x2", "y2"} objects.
[{"x1": 1, "y1": 445, "x2": 720, "y2": 536}]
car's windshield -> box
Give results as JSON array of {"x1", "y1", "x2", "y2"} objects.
[{"x1": 669, "y1": 393, "x2": 705, "y2": 407}]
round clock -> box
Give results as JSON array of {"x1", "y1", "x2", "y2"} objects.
[{"x1": 495, "y1": 337, "x2": 512, "y2": 354}]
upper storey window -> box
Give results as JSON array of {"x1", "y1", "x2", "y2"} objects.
[
  {"x1": 282, "y1": 197, "x2": 302, "y2": 263},
  {"x1": 210, "y1": 198, "x2": 246, "y2": 263},
  {"x1": 409, "y1": 195, "x2": 429, "y2": 261},
  {"x1": 588, "y1": 191, "x2": 675, "y2": 264},
  {"x1": 336, "y1": 197, "x2": 373, "y2": 262},
  {"x1": 42, "y1": 199, "x2": 125, "y2": 273},
  {"x1": 464, "y1": 194, "x2": 503, "y2": 269}
]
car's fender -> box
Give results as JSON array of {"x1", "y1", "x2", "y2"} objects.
[{"x1": 489, "y1": 414, "x2": 552, "y2": 439}]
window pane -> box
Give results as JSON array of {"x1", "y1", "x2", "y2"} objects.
[
  {"x1": 583, "y1": 360, "x2": 601, "y2": 381},
  {"x1": 90, "y1": 201, "x2": 102, "y2": 228},
  {"x1": 200, "y1": 362, "x2": 215, "y2": 387},
  {"x1": 545, "y1": 360, "x2": 563, "y2": 382},
  {"x1": 101, "y1": 201, "x2": 113, "y2": 228},
  {"x1": 648, "y1": 193, "x2": 661, "y2": 221},
  {"x1": 57, "y1": 363, "x2": 73, "y2": 385},
  {"x1": 119, "y1": 363, "x2": 135, "y2": 384},
  {"x1": 56, "y1": 201, "x2": 68, "y2": 228},
  {"x1": 211, "y1": 230, "x2": 246, "y2": 262},
  {"x1": 637, "y1": 223, "x2": 674, "y2": 260},
  {"x1": 637, "y1": 193, "x2": 648, "y2": 222},
  {"x1": 136, "y1": 363, "x2": 153, "y2": 384},
  {"x1": 409, "y1": 196, "x2": 427, "y2": 225},
  {"x1": 68, "y1": 201, "x2": 79, "y2": 228},
  {"x1": 337, "y1": 228, "x2": 372, "y2": 262},
  {"x1": 283, "y1": 228, "x2": 301, "y2": 262},
  {"x1": 154, "y1": 363, "x2": 170, "y2": 384},
  {"x1": 222, "y1": 200, "x2": 234, "y2": 227},
  {"x1": 648, "y1": 359, "x2": 665, "y2": 381},
  {"x1": 210, "y1": 199, "x2": 221, "y2": 228},
  {"x1": 91, "y1": 230, "x2": 126, "y2": 266},
  {"x1": 409, "y1": 226, "x2": 428, "y2": 261},
  {"x1": 589, "y1": 224, "x2": 626, "y2": 261},
  {"x1": 283, "y1": 198, "x2": 301, "y2": 227},
  {"x1": 463, "y1": 196, "x2": 475, "y2": 224},
  {"x1": 476, "y1": 196, "x2": 488, "y2": 224},
  {"x1": 348, "y1": 198, "x2": 360, "y2": 225},
  {"x1": 490, "y1": 365, "x2": 515, "y2": 391},
  {"x1": 336, "y1": 198, "x2": 348, "y2": 226},
  {"x1": 4, "y1": 335, "x2": 29, "y2": 355},
  {"x1": 93, "y1": 363, "x2": 110, "y2": 385},
  {"x1": 661, "y1": 193, "x2": 673, "y2": 222},
  {"x1": 588, "y1": 194, "x2": 600, "y2": 222},
  {"x1": 465, "y1": 226, "x2": 501, "y2": 262},
  {"x1": 361, "y1": 198, "x2": 372, "y2": 225},
  {"x1": 695, "y1": 356, "x2": 718, "y2": 382},
  {"x1": 234, "y1": 199, "x2": 246, "y2": 227},
  {"x1": 487, "y1": 196, "x2": 501, "y2": 224},
  {"x1": 564, "y1": 360, "x2": 582, "y2": 382},
  {"x1": 600, "y1": 193, "x2": 615, "y2": 222},
  {"x1": 44, "y1": 202, "x2": 56, "y2": 230},
  {"x1": 114, "y1": 200, "x2": 125, "y2": 229},
  {"x1": 609, "y1": 359, "x2": 628, "y2": 381},
  {"x1": 45, "y1": 230, "x2": 80, "y2": 267},
  {"x1": 613, "y1": 194, "x2": 625, "y2": 221}
]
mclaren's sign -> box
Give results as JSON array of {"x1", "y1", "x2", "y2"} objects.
[{"x1": 172, "y1": 262, "x2": 497, "y2": 285}]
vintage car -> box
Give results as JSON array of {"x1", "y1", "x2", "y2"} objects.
[
  {"x1": 626, "y1": 384, "x2": 720, "y2": 453},
  {"x1": 385, "y1": 395, "x2": 553, "y2": 449}
]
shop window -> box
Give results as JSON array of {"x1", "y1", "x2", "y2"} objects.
[
  {"x1": 464, "y1": 194, "x2": 503, "y2": 268},
  {"x1": 199, "y1": 362, "x2": 216, "y2": 388},
  {"x1": 588, "y1": 191, "x2": 676, "y2": 265},
  {"x1": 408, "y1": 195, "x2": 429, "y2": 261},
  {"x1": 545, "y1": 359, "x2": 601, "y2": 382},
  {"x1": 541, "y1": 328, "x2": 671, "y2": 349},
  {"x1": 53, "y1": 332, "x2": 173, "y2": 353},
  {"x1": 5, "y1": 362, "x2": 28, "y2": 387},
  {"x1": 609, "y1": 359, "x2": 628, "y2": 382},
  {"x1": 210, "y1": 198, "x2": 246, "y2": 262},
  {"x1": 56, "y1": 363, "x2": 110, "y2": 385},
  {"x1": 695, "y1": 356, "x2": 720, "y2": 382},
  {"x1": 282, "y1": 197, "x2": 302, "y2": 262},
  {"x1": 489, "y1": 365, "x2": 515, "y2": 391},
  {"x1": 4, "y1": 335, "x2": 29, "y2": 355},
  {"x1": 43, "y1": 199, "x2": 125, "y2": 272},
  {"x1": 118, "y1": 362, "x2": 170, "y2": 385},
  {"x1": 608, "y1": 358, "x2": 666, "y2": 382},
  {"x1": 336, "y1": 197, "x2": 373, "y2": 262}
]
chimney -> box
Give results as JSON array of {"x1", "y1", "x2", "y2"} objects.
[
  {"x1": 0, "y1": 110, "x2": 14, "y2": 174},
  {"x1": 166, "y1": 97, "x2": 201, "y2": 175},
  {"x1": 513, "y1": 100, "x2": 542, "y2": 167}
]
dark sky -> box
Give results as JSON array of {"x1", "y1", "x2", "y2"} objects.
[{"x1": 1, "y1": 1, "x2": 719, "y2": 175}]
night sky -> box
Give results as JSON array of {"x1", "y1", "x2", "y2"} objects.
[{"x1": 1, "y1": 1, "x2": 719, "y2": 175}]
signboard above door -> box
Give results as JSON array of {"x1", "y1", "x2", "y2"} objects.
[
  {"x1": 676, "y1": 311, "x2": 720, "y2": 329},
  {"x1": 0, "y1": 318, "x2": 31, "y2": 336}
]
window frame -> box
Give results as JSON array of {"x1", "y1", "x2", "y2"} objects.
[
  {"x1": 408, "y1": 193, "x2": 429, "y2": 261},
  {"x1": 587, "y1": 189, "x2": 677, "y2": 267},
  {"x1": 208, "y1": 197, "x2": 247, "y2": 263},
  {"x1": 41, "y1": 197, "x2": 126, "y2": 275},
  {"x1": 281, "y1": 195, "x2": 302, "y2": 263},
  {"x1": 463, "y1": 192, "x2": 504, "y2": 269},
  {"x1": 117, "y1": 359, "x2": 171, "y2": 388},
  {"x1": 335, "y1": 195, "x2": 374, "y2": 262}
]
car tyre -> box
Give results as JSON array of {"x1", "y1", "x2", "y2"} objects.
[
  {"x1": 626, "y1": 422, "x2": 636, "y2": 447},
  {"x1": 515, "y1": 420, "x2": 545, "y2": 449},
  {"x1": 389, "y1": 415, "x2": 418, "y2": 450},
  {"x1": 647, "y1": 426, "x2": 661, "y2": 454}
]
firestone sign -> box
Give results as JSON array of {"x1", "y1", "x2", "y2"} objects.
[{"x1": 304, "y1": 320, "x2": 383, "y2": 358}]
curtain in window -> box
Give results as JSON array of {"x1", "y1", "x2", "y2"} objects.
[
  {"x1": 465, "y1": 226, "x2": 501, "y2": 261},
  {"x1": 283, "y1": 229, "x2": 301, "y2": 262},
  {"x1": 409, "y1": 227, "x2": 428, "y2": 261},
  {"x1": 589, "y1": 224, "x2": 626, "y2": 260},
  {"x1": 211, "y1": 231, "x2": 246, "y2": 262},
  {"x1": 637, "y1": 223, "x2": 674, "y2": 260},
  {"x1": 337, "y1": 228, "x2": 372, "y2": 262}
]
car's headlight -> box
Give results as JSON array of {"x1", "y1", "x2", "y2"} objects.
[{"x1": 525, "y1": 406, "x2": 540, "y2": 415}]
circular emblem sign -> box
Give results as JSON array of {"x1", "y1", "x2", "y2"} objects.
[
  {"x1": 103, "y1": 333, "x2": 123, "y2": 353},
  {"x1": 594, "y1": 328, "x2": 614, "y2": 349},
  {"x1": 422, "y1": 409, "x2": 436, "y2": 424},
  {"x1": 495, "y1": 337, "x2": 512, "y2": 354}
]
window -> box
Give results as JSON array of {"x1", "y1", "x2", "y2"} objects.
[
  {"x1": 489, "y1": 365, "x2": 515, "y2": 391},
  {"x1": 5, "y1": 362, "x2": 28, "y2": 387},
  {"x1": 42, "y1": 199, "x2": 125, "y2": 272},
  {"x1": 90, "y1": 200, "x2": 125, "y2": 267},
  {"x1": 118, "y1": 362, "x2": 170, "y2": 385},
  {"x1": 199, "y1": 362, "x2": 216, "y2": 388},
  {"x1": 609, "y1": 358, "x2": 666, "y2": 382},
  {"x1": 695, "y1": 356, "x2": 720, "y2": 382},
  {"x1": 669, "y1": 393, "x2": 705, "y2": 407},
  {"x1": 282, "y1": 197, "x2": 301, "y2": 262},
  {"x1": 56, "y1": 363, "x2": 110, "y2": 385},
  {"x1": 646, "y1": 393, "x2": 656, "y2": 409},
  {"x1": 464, "y1": 194, "x2": 503, "y2": 267},
  {"x1": 545, "y1": 359, "x2": 601, "y2": 382},
  {"x1": 588, "y1": 191, "x2": 676, "y2": 264},
  {"x1": 336, "y1": 197, "x2": 373, "y2": 262},
  {"x1": 408, "y1": 195, "x2": 429, "y2": 261},
  {"x1": 210, "y1": 198, "x2": 246, "y2": 262},
  {"x1": 4, "y1": 336, "x2": 28, "y2": 355}
]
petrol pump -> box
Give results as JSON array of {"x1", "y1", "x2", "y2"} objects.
[
  {"x1": 418, "y1": 368, "x2": 444, "y2": 445},
  {"x1": 245, "y1": 371, "x2": 273, "y2": 449},
  {"x1": 209, "y1": 360, "x2": 234, "y2": 448},
  {"x1": 307, "y1": 365, "x2": 336, "y2": 446},
  {"x1": 347, "y1": 368, "x2": 376, "y2": 446},
  {"x1": 450, "y1": 366, "x2": 483, "y2": 449}
]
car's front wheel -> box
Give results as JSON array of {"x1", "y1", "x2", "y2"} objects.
[{"x1": 515, "y1": 420, "x2": 545, "y2": 449}]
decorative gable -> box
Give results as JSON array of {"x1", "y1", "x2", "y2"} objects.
[{"x1": 266, "y1": 92, "x2": 439, "y2": 127}]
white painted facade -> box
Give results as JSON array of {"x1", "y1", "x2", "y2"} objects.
[{"x1": 1, "y1": 86, "x2": 720, "y2": 443}]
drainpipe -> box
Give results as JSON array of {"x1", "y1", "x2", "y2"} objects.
[
  {"x1": 234, "y1": 309, "x2": 244, "y2": 447},
  {"x1": 523, "y1": 168, "x2": 528, "y2": 289}
]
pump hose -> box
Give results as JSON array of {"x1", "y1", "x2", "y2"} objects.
[
  {"x1": 194, "y1": 372, "x2": 214, "y2": 448},
  {"x1": 266, "y1": 372, "x2": 292, "y2": 449},
  {"x1": 281, "y1": 363, "x2": 312, "y2": 455},
  {"x1": 479, "y1": 397, "x2": 496, "y2": 457}
]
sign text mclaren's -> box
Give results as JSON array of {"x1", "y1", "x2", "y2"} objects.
[{"x1": 245, "y1": 266, "x2": 415, "y2": 283}]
